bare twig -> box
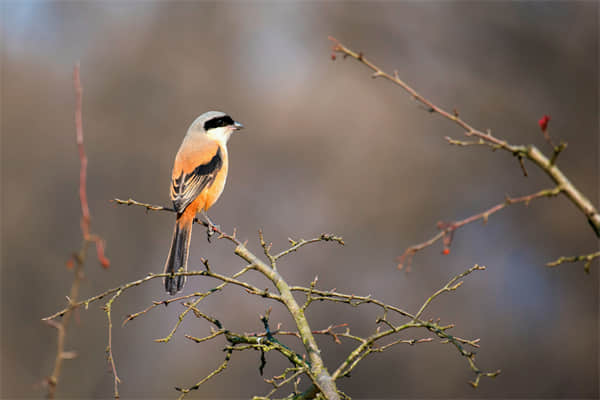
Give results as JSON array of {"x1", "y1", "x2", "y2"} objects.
[
  {"x1": 175, "y1": 349, "x2": 233, "y2": 400},
  {"x1": 122, "y1": 292, "x2": 202, "y2": 327},
  {"x1": 547, "y1": 251, "x2": 600, "y2": 274},
  {"x1": 45, "y1": 255, "x2": 84, "y2": 398},
  {"x1": 263, "y1": 368, "x2": 305, "y2": 399},
  {"x1": 112, "y1": 198, "x2": 174, "y2": 213},
  {"x1": 43, "y1": 267, "x2": 279, "y2": 323},
  {"x1": 74, "y1": 64, "x2": 110, "y2": 268},
  {"x1": 329, "y1": 37, "x2": 600, "y2": 242},
  {"x1": 45, "y1": 63, "x2": 109, "y2": 399},
  {"x1": 398, "y1": 187, "x2": 562, "y2": 269},
  {"x1": 327, "y1": 265, "x2": 496, "y2": 385},
  {"x1": 103, "y1": 290, "x2": 122, "y2": 398},
  {"x1": 275, "y1": 234, "x2": 345, "y2": 260},
  {"x1": 414, "y1": 265, "x2": 485, "y2": 320}
]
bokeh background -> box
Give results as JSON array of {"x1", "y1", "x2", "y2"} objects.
[{"x1": 2, "y1": 1, "x2": 598, "y2": 399}]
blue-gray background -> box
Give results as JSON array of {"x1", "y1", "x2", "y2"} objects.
[{"x1": 2, "y1": 1, "x2": 598, "y2": 398}]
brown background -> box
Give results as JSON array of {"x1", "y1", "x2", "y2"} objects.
[{"x1": 1, "y1": 1, "x2": 598, "y2": 399}]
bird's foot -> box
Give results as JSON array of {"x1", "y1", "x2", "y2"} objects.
[
  {"x1": 206, "y1": 222, "x2": 221, "y2": 242},
  {"x1": 201, "y1": 211, "x2": 220, "y2": 242}
]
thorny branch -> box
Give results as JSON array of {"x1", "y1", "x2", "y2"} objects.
[
  {"x1": 329, "y1": 36, "x2": 600, "y2": 271},
  {"x1": 44, "y1": 198, "x2": 499, "y2": 399},
  {"x1": 45, "y1": 63, "x2": 110, "y2": 399}
]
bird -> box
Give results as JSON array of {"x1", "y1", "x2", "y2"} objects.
[{"x1": 164, "y1": 111, "x2": 243, "y2": 295}]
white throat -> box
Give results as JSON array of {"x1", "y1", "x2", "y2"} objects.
[{"x1": 205, "y1": 126, "x2": 233, "y2": 145}]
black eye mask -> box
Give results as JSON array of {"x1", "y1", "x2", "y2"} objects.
[{"x1": 203, "y1": 115, "x2": 234, "y2": 131}]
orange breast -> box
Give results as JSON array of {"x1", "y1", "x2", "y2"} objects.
[{"x1": 198, "y1": 161, "x2": 228, "y2": 211}]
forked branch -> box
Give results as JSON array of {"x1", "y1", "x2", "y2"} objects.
[{"x1": 329, "y1": 36, "x2": 600, "y2": 271}]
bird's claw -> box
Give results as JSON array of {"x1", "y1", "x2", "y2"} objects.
[{"x1": 206, "y1": 223, "x2": 220, "y2": 242}]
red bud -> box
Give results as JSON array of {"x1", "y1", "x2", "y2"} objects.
[{"x1": 538, "y1": 115, "x2": 550, "y2": 132}]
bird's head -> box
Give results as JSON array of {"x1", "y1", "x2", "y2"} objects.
[{"x1": 190, "y1": 111, "x2": 243, "y2": 143}]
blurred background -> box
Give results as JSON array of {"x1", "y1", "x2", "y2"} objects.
[{"x1": 2, "y1": 1, "x2": 598, "y2": 398}]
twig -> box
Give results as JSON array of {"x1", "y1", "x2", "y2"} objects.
[
  {"x1": 122, "y1": 292, "x2": 202, "y2": 326},
  {"x1": 263, "y1": 368, "x2": 305, "y2": 399},
  {"x1": 43, "y1": 264, "x2": 279, "y2": 323},
  {"x1": 45, "y1": 253, "x2": 84, "y2": 398},
  {"x1": 185, "y1": 330, "x2": 226, "y2": 344},
  {"x1": 175, "y1": 349, "x2": 233, "y2": 400},
  {"x1": 45, "y1": 63, "x2": 109, "y2": 399},
  {"x1": 398, "y1": 187, "x2": 561, "y2": 269},
  {"x1": 329, "y1": 36, "x2": 600, "y2": 239},
  {"x1": 112, "y1": 198, "x2": 174, "y2": 213},
  {"x1": 275, "y1": 234, "x2": 345, "y2": 260},
  {"x1": 329, "y1": 265, "x2": 495, "y2": 385},
  {"x1": 245, "y1": 323, "x2": 351, "y2": 346},
  {"x1": 547, "y1": 251, "x2": 600, "y2": 274},
  {"x1": 414, "y1": 265, "x2": 485, "y2": 320},
  {"x1": 74, "y1": 64, "x2": 110, "y2": 268},
  {"x1": 103, "y1": 290, "x2": 122, "y2": 398}
]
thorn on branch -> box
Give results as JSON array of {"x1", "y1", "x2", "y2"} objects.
[
  {"x1": 517, "y1": 155, "x2": 528, "y2": 177},
  {"x1": 201, "y1": 258, "x2": 211, "y2": 272},
  {"x1": 550, "y1": 142, "x2": 567, "y2": 165}
]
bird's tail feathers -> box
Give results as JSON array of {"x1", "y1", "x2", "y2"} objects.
[{"x1": 164, "y1": 211, "x2": 194, "y2": 295}]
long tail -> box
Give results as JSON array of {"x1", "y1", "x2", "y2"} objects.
[{"x1": 164, "y1": 208, "x2": 194, "y2": 295}]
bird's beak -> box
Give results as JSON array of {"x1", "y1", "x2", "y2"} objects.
[{"x1": 233, "y1": 121, "x2": 244, "y2": 131}]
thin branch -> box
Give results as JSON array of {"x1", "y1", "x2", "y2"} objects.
[
  {"x1": 45, "y1": 63, "x2": 109, "y2": 399},
  {"x1": 180, "y1": 310, "x2": 312, "y2": 397},
  {"x1": 74, "y1": 62, "x2": 90, "y2": 238},
  {"x1": 155, "y1": 296, "x2": 205, "y2": 343},
  {"x1": 122, "y1": 292, "x2": 202, "y2": 327},
  {"x1": 329, "y1": 36, "x2": 600, "y2": 238},
  {"x1": 185, "y1": 330, "x2": 226, "y2": 344},
  {"x1": 112, "y1": 198, "x2": 174, "y2": 213},
  {"x1": 245, "y1": 323, "x2": 351, "y2": 346},
  {"x1": 43, "y1": 266, "x2": 279, "y2": 323},
  {"x1": 175, "y1": 349, "x2": 233, "y2": 400},
  {"x1": 414, "y1": 265, "x2": 485, "y2": 320},
  {"x1": 74, "y1": 64, "x2": 110, "y2": 268},
  {"x1": 547, "y1": 251, "x2": 600, "y2": 274},
  {"x1": 103, "y1": 290, "x2": 122, "y2": 398},
  {"x1": 45, "y1": 249, "x2": 85, "y2": 398},
  {"x1": 289, "y1": 264, "x2": 495, "y2": 386},
  {"x1": 263, "y1": 368, "x2": 305, "y2": 399},
  {"x1": 274, "y1": 234, "x2": 345, "y2": 261},
  {"x1": 225, "y1": 332, "x2": 311, "y2": 377},
  {"x1": 398, "y1": 187, "x2": 561, "y2": 269},
  {"x1": 290, "y1": 287, "x2": 415, "y2": 320}
]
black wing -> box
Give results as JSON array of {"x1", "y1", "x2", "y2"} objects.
[{"x1": 170, "y1": 147, "x2": 223, "y2": 214}]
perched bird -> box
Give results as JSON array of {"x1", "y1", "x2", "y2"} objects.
[{"x1": 164, "y1": 111, "x2": 243, "y2": 295}]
